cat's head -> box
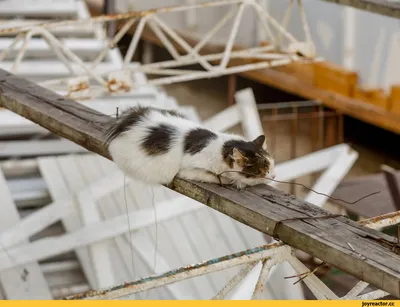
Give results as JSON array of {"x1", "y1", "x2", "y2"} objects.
[{"x1": 222, "y1": 135, "x2": 276, "y2": 179}]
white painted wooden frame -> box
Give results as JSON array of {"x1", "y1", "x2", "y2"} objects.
[
  {"x1": 0, "y1": 169, "x2": 52, "y2": 299},
  {"x1": 0, "y1": 19, "x2": 97, "y2": 38},
  {"x1": 0, "y1": 139, "x2": 87, "y2": 157},
  {"x1": 0, "y1": 0, "x2": 117, "y2": 79},
  {"x1": 0, "y1": 0, "x2": 78, "y2": 17},
  {"x1": 0, "y1": 171, "x2": 202, "y2": 278},
  {"x1": 203, "y1": 88, "x2": 264, "y2": 140},
  {"x1": 0, "y1": 38, "x2": 108, "y2": 59},
  {"x1": 273, "y1": 144, "x2": 359, "y2": 208}
]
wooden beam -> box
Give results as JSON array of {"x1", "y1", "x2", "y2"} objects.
[
  {"x1": 1, "y1": 69, "x2": 400, "y2": 297},
  {"x1": 319, "y1": 0, "x2": 400, "y2": 19},
  {"x1": 0, "y1": 69, "x2": 110, "y2": 158},
  {"x1": 239, "y1": 67, "x2": 400, "y2": 135}
]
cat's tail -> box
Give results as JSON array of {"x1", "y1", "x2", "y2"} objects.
[
  {"x1": 103, "y1": 106, "x2": 137, "y2": 146},
  {"x1": 103, "y1": 117, "x2": 121, "y2": 146}
]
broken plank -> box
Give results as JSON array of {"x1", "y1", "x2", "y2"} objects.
[
  {"x1": 0, "y1": 169, "x2": 52, "y2": 299},
  {"x1": 1, "y1": 69, "x2": 400, "y2": 297}
]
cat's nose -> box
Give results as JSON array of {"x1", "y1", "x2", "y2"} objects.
[{"x1": 271, "y1": 173, "x2": 276, "y2": 179}]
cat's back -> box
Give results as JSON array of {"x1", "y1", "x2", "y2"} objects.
[
  {"x1": 105, "y1": 105, "x2": 198, "y2": 144},
  {"x1": 105, "y1": 106, "x2": 198, "y2": 184}
]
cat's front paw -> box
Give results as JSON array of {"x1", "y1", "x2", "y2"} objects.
[{"x1": 232, "y1": 181, "x2": 248, "y2": 191}]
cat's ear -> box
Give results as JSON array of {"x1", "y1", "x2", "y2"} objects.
[
  {"x1": 231, "y1": 148, "x2": 247, "y2": 165},
  {"x1": 253, "y1": 135, "x2": 267, "y2": 150}
]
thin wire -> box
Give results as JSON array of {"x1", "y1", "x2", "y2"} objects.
[
  {"x1": 269, "y1": 178, "x2": 381, "y2": 205},
  {"x1": 124, "y1": 174, "x2": 136, "y2": 279},
  {"x1": 217, "y1": 170, "x2": 381, "y2": 205},
  {"x1": 144, "y1": 186, "x2": 158, "y2": 300},
  {"x1": 150, "y1": 186, "x2": 158, "y2": 273}
]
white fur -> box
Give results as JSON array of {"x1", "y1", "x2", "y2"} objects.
[{"x1": 108, "y1": 109, "x2": 276, "y2": 188}]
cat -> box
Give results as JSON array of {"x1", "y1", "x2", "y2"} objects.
[{"x1": 104, "y1": 106, "x2": 276, "y2": 189}]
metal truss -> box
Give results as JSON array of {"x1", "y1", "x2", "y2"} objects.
[
  {"x1": 0, "y1": 0, "x2": 322, "y2": 100},
  {"x1": 66, "y1": 210, "x2": 400, "y2": 300}
]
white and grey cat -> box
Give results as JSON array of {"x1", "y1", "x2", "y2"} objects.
[{"x1": 104, "y1": 106, "x2": 276, "y2": 189}]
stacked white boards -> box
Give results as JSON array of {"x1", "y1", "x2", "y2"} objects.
[{"x1": 0, "y1": 0, "x2": 113, "y2": 81}]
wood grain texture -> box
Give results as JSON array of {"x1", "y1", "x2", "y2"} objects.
[
  {"x1": 0, "y1": 69, "x2": 110, "y2": 158},
  {"x1": 239, "y1": 67, "x2": 400, "y2": 135},
  {"x1": 319, "y1": 0, "x2": 400, "y2": 19},
  {"x1": 1, "y1": 69, "x2": 400, "y2": 297},
  {"x1": 389, "y1": 85, "x2": 400, "y2": 116}
]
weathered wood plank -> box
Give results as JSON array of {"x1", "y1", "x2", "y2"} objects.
[
  {"x1": 0, "y1": 69, "x2": 110, "y2": 157},
  {"x1": 319, "y1": 0, "x2": 400, "y2": 19},
  {"x1": 239, "y1": 66, "x2": 400, "y2": 135},
  {"x1": 1, "y1": 69, "x2": 400, "y2": 297}
]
